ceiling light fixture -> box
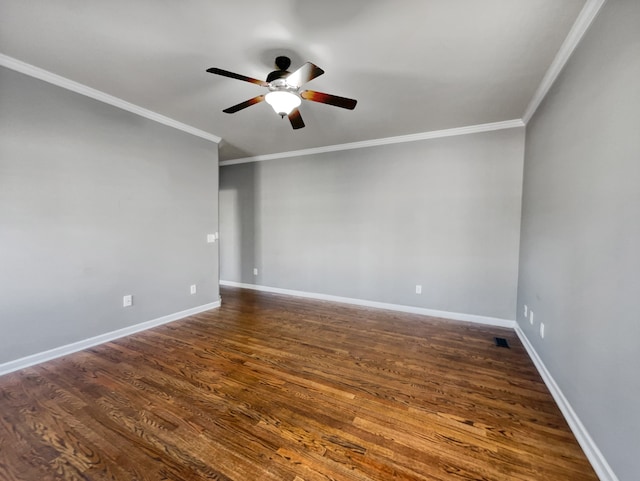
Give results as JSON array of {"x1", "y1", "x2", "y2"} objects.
[{"x1": 265, "y1": 90, "x2": 301, "y2": 117}]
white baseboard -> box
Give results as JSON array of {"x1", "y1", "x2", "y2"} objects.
[
  {"x1": 515, "y1": 325, "x2": 619, "y2": 481},
  {"x1": 0, "y1": 300, "x2": 221, "y2": 376},
  {"x1": 220, "y1": 280, "x2": 515, "y2": 329}
]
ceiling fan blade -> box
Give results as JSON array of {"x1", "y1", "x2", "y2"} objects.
[
  {"x1": 288, "y1": 108, "x2": 305, "y2": 129},
  {"x1": 285, "y1": 62, "x2": 325, "y2": 88},
  {"x1": 223, "y1": 95, "x2": 265, "y2": 114},
  {"x1": 300, "y1": 90, "x2": 357, "y2": 110},
  {"x1": 206, "y1": 67, "x2": 268, "y2": 87}
]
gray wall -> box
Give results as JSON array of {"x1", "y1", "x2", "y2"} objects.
[
  {"x1": 517, "y1": 1, "x2": 640, "y2": 479},
  {"x1": 0, "y1": 67, "x2": 220, "y2": 364},
  {"x1": 220, "y1": 128, "x2": 524, "y2": 321}
]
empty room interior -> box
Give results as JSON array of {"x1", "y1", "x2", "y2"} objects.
[{"x1": 0, "y1": 1, "x2": 638, "y2": 480}]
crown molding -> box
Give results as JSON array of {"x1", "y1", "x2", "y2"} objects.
[
  {"x1": 522, "y1": 0, "x2": 607, "y2": 124},
  {"x1": 0, "y1": 53, "x2": 221, "y2": 144},
  {"x1": 219, "y1": 119, "x2": 524, "y2": 166}
]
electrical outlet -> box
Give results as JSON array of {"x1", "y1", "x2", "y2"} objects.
[
  {"x1": 524, "y1": 304, "x2": 528, "y2": 317},
  {"x1": 540, "y1": 322, "x2": 545, "y2": 338},
  {"x1": 415, "y1": 285, "x2": 422, "y2": 294},
  {"x1": 253, "y1": 268, "x2": 258, "y2": 276},
  {"x1": 529, "y1": 310, "x2": 534, "y2": 325},
  {"x1": 123, "y1": 295, "x2": 133, "y2": 307},
  {"x1": 190, "y1": 284, "x2": 197, "y2": 295},
  {"x1": 207, "y1": 234, "x2": 216, "y2": 243}
]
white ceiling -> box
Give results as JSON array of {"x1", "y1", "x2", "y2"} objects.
[{"x1": 0, "y1": 0, "x2": 586, "y2": 161}]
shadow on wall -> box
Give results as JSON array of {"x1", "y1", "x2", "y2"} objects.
[{"x1": 219, "y1": 162, "x2": 258, "y2": 284}]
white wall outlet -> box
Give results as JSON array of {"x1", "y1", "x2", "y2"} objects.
[
  {"x1": 123, "y1": 295, "x2": 133, "y2": 307},
  {"x1": 415, "y1": 285, "x2": 422, "y2": 294},
  {"x1": 540, "y1": 322, "x2": 545, "y2": 338},
  {"x1": 524, "y1": 304, "x2": 528, "y2": 317},
  {"x1": 207, "y1": 234, "x2": 216, "y2": 243},
  {"x1": 253, "y1": 268, "x2": 258, "y2": 276},
  {"x1": 190, "y1": 284, "x2": 197, "y2": 295},
  {"x1": 529, "y1": 310, "x2": 534, "y2": 325}
]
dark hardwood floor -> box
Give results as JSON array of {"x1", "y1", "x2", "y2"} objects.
[{"x1": 0, "y1": 286, "x2": 598, "y2": 480}]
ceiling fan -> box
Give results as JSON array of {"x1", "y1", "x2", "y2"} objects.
[{"x1": 206, "y1": 56, "x2": 357, "y2": 130}]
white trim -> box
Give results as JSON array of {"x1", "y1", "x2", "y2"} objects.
[
  {"x1": 522, "y1": 0, "x2": 607, "y2": 124},
  {"x1": 515, "y1": 325, "x2": 619, "y2": 481},
  {"x1": 0, "y1": 53, "x2": 222, "y2": 144},
  {"x1": 0, "y1": 300, "x2": 221, "y2": 376},
  {"x1": 219, "y1": 119, "x2": 525, "y2": 166},
  {"x1": 220, "y1": 280, "x2": 515, "y2": 328}
]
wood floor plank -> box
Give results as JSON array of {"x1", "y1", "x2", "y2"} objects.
[{"x1": 0, "y1": 286, "x2": 599, "y2": 480}]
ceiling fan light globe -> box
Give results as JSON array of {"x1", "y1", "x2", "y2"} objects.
[{"x1": 265, "y1": 91, "x2": 301, "y2": 116}]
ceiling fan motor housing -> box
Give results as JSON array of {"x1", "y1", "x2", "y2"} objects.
[
  {"x1": 266, "y1": 56, "x2": 292, "y2": 83},
  {"x1": 266, "y1": 69, "x2": 290, "y2": 83}
]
